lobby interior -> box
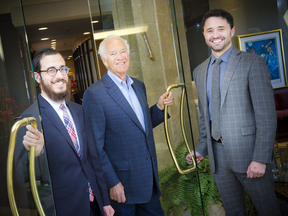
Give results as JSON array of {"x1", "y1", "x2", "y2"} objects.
[{"x1": 1, "y1": 0, "x2": 288, "y2": 215}]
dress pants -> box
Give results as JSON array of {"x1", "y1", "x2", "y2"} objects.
[
  {"x1": 111, "y1": 182, "x2": 164, "y2": 216},
  {"x1": 212, "y1": 140, "x2": 281, "y2": 216},
  {"x1": 90, "y1": 200, "x2": 100, "y2": 216}
]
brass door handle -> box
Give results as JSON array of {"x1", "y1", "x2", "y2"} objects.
[
  {"x1": 164, "y1": 83, "x2": 196, "y2": 174},
  {"x1": 7, "y1": 117, "x2": 45, "y2": 216}
]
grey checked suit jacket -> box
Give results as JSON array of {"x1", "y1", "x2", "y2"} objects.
[{"x1": 194, "y1": 47, "x2": 277, "y2": 173}]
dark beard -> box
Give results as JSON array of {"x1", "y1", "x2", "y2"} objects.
[{"x1": 40, "y1": 78, "x2": 70, "y2": 102}]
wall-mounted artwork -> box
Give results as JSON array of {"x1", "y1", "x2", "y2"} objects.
[{"x1": 238, "y1": 29, "x2": 287, "y2": 89}]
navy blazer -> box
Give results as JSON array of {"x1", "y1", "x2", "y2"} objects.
[
  {"x1": 16, "y1": 95, "x2": 110, "y2": 216},
  {"x1": 83, "y1": 73, "x2": 165, "y2": 204}
]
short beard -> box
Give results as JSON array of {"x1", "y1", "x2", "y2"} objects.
[{"x1": 40, "y1": 78, "x2": 70, "y2": 102}]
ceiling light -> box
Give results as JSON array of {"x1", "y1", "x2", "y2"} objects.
[
  {"x1": 83, "y1": 32, "x2": 90, "y2": 35},
  {"x1": 92, "y1": 20, "x2": 99, "y2": 24},
  {"x1": 41, "y1": 38, "x2": 49, "y2": 41},
  {"x1": 93, "y1": 25, "x2": 148, "y2": 40},
  {"x1": 51, "y1": 42, "x2": 56, "y2": 44},
  {"x1": 69, "y1": 55, "x2": 72, "y2": 58},
  {"x1": 51, "y1": 39, "x2": 56, "y2": 41},
  {"x1": 38, "y1": 27, "x2": 48, "y2": 30},
  {"x1": 67, "y1": 57, "x2": 71, "y2": 60}
]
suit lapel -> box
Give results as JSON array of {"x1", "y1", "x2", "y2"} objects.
[
  {"x1": 221, "y1": 48, "x2": 241, "y2": 107},
  {"x1": 38, "y1": 95, "x2": 79, "y2": 156},
  {"x1": 103, "y1": 73, "x2": 145, "y2": 133},
  {"x1": 131, "y1": 80, "x2": 148, "y2": 135},
  {"x1": 200, "y1": 58, "x2": 210, "y2": 124}
]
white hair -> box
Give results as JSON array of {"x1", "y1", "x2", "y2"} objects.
[{"x1": 98, "y1": 35, "x2": 130, "y2": 60}]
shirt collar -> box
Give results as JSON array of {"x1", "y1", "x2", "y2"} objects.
[
  {"x1": 41, "y1": 93, "x2": 66, "y2": 110},
  {"x1": 210, "y1": 45, "x2": 233, "y2": 66},
  {"x1": 107, "y1": 70, "x2": 133, "y2": 89}
]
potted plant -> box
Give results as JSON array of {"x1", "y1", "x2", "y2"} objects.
[{"x1": 159, "y1": 141, "x2": 254, "y2": 216}]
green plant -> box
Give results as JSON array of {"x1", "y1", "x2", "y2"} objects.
[
  {"x1": 159, "y1": 141, "x2": 221, "y2": 216},
  {"x1": 159, "y1": 141, "x2": 255, "y2": 216}
]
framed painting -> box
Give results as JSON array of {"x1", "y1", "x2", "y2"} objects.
[{"x1": 237, "y1": 29, "x2": 287, "y2": 89}]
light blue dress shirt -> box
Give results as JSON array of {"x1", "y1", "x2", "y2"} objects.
[
  {"x1": 107, "y1": 70, "x2": 146, "y2": 131},
  {"x1": 206, "y1": 45, "x2": 233, "y2": 121}
]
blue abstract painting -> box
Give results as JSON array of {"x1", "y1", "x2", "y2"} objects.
[{"x1": 245, "y1": 38, "x2": 279, "y2": 80}]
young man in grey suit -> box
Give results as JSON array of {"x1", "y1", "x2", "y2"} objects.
[
  {"x1": 186, "y1": 9, "x2": 281, "y2": 215},
  {"x1": 83, "y1": 35, "x2": 173, "y2": 216}
]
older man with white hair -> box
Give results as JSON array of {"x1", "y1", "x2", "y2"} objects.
[{"x1": 83, "y1": 35, "x2": 173, "y2": 216}]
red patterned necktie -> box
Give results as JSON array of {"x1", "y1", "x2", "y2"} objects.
[{"x1": 59, "y1": 104, "x2": 94, "y2": 202}]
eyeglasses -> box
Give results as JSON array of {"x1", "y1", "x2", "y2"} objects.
[{"x1": 39, "y1": 66, "x2": 70, "y2": 77}]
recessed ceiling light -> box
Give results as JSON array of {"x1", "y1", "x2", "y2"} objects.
[
  {"x1": 69, "y1": 55, "x2": 72, "y2": 58},
  {"x1": 83, "y1": 32, "x2": 90, "y2": 35},
  {"x1": 38, "y1": 27, "x2": 48, "y2": 30},
  {"x1": 51, "y1": 42, "x2": 56, "y2": 44},
  {"x1": 93, "y1": 25, "x2": 148, "y2": 40},
  {"x1": 41, "y1": 38, "x2": 49, "y2": 41},
  {"x1": 51, "y1": 39, "x2": 56, "y2": 41},
  {"x1": 92, "y1": 20, "x2": 99, "y2": 24},
  {"x1": 67, "y1": 57, "x2": 71, "y2": 60}
]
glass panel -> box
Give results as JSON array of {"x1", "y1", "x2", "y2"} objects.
[
  {"x1": 88, "y1": 0, "x2": 204, "y2": 215},
  {"x1": 80, "y1": 44, "x2": 89, "y2": 89},
  {"x1": 83, "y1": 42, "x2": 92, "y2": 85},
  {"x1": 88, "y1": 39, "x2": 98, "y2": 83},
  {"x1": 176, "y1": 0, "x2": 288, "y2": 213},
  {"x1": 74, "y1": 47, "x2": 85, "y2": 98},
  {"x1": 0, "y1": 0, "x2": 56, "y2": 215},
  {"x1": 167, "y1": 0, "x2": 206, "y2": 214}
]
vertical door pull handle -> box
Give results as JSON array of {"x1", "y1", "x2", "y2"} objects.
[{"x1": 164, "y1": 83, "x2": 196, "y2": 174}]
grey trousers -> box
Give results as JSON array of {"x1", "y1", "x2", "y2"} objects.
[{"x1": 212, "y1": 140, "x2": 281, "y2": 216}]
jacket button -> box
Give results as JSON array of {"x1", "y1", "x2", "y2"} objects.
[
  {"x1": 146, "y1": 157, "x2": 150, "y2": 160},
  {"x1": 84, "y1": 188, "x2": 89, "y2": 193}
]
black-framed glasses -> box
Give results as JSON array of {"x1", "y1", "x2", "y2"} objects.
[{"x1": 39, "y1": 66, "x2": 70, "y2": 77}]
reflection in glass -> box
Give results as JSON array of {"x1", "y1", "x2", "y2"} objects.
[{"x1": 1, "y1": 0, "x2": 56, "y2": 215}]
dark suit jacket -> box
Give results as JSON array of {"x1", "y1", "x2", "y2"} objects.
[
  {"x1": 83, "y1": 73, "x2": 165, "y2": 204},
  {"x1": 16, "y1": 94, "x2": 110, "y2": 216},
  {"x1": 194, "y1": 47, "x2": 277, "y2": 173}
]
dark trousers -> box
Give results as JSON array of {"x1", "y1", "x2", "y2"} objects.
[
  {"x1": 90, "y1": 200, "x2": 100, "y2": 216},
  {"x1": 212, "y1": 140, "x2": 281, "y2": 216},
  {"x1": 111, "y1": 184, "x2": 164, "y2": 216}
]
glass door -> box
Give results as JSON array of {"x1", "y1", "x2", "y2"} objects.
[
  {"x1": 0, "y1": 0, "x2": 56, "y2": 215},
  {"x1": 87, "y1": 0, "x2": 209, "y2": 215}
]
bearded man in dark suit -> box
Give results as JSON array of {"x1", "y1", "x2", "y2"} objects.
[{"x1": 21, "y1": 48, "x2": 114, "y2": 216}]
